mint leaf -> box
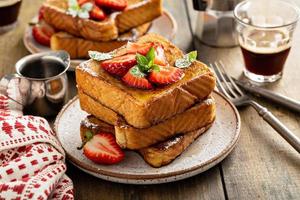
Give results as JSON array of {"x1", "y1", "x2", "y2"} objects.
[
  {"x1": 136, "y1": 47, "x2": 158, "y2": 73},
  {"x1": 68, "y1": 0, "x2": 78, "y2": 7},
  {"x1": 130, "y1": 65, "x2": 146, "y2": 77},
  {"x1": 136, "y1": 54, "x2": 148, "y2": 66},
  {"x1": 81, "y1": 2, "x2": 93, "y2": 12},
  {"x1": 67, "y1": 8, "x2": 78, "y2": 17},
  {"x1": 78, "y1": 10, "x2": 90, "y2": 19},
  {"x1": 67, "y1": 0, "x2": 91, "y2": 19},
  {"x1": 67, "y1": 0, "x2": 80, "y2": 17},
  {"x1": 175, "y1": 51, "x2": 197, "y2": 68},
  {"x1": 148, "y1": 59, "x2": 154, "y2": 68},
  {"x1": 175, "y1": 58, "x2": 190, "y2": 68},
  {"x1": 146, "y1": 47, "x2": 155, "y2": 62},
  {"x1": 88, "y1": 51, "x2": 114, "y2": 61},
  {"x1": 152, "y1": 64, "x2": 160, "y2": 72},
  {"x1": 187, "y1": 51, "x2": 197, "y2": 62}
]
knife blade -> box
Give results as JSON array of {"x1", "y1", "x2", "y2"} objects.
[{"x1": 234, "y1": 79, "x2": 300, "y2": 113}]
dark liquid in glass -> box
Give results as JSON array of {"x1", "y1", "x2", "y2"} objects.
[
  {"x1": 241, "y1": 47, "x2": 290, "y2": 76},
  {"x1": 240, "y1": 30, "x2": 291, "y2": 76},
  {"x1": 0, "y1": 0, "x2": 22, "y2": 26}
]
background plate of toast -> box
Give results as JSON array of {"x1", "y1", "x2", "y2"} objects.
[
  {"x1": 23, "y1": 10, "x2": 177, "y2": 70},
  {"x1": 54, "y1": 91, "x2": 241, "y2": 184}
]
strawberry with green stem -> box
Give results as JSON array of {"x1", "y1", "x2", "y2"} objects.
[
  {"x1": 133, "y1": 47, "x2": 184, "y2": 85},
  {"x1": 122, "y1": 47, "x2": 159, "y2": 89},
  {"x1": 88, "y1": 44, "x2": 197, "y2": 89},
  {"x1": 78, "y1": 131, "x2": 125, "y2": 165}
]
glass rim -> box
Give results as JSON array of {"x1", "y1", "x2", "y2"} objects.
[{"x1": 234, "y1": 0, "x2": 300, "y2": 29}]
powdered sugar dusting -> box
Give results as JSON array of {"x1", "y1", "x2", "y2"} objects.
[
  {"x1": 78, "y1": 60, "x2": 98, "y2": 77},
  {"x1": 80, "y1": 118, "x2": 99, "y2": 130},
  {"x1": 203, "y1": 98, "x2": 215, "y2": 105}
]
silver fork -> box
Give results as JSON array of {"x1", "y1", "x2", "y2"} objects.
[{"x1": 210, "y1": 61, "x2": 300, "y2": 153}]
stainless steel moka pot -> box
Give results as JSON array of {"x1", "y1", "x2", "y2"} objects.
[{"x1": 193, "y1": 0, "x2": 243, "y2": 47}]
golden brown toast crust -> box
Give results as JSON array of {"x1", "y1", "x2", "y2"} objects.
[
  {"x1": 139, "y1": 124, "x2": 212, "y2": 167},
  {"x1": 78, "y1": 90, "x2": 216, "y2": 150},
  {"x1": 80, "y1": 115, "x2": 213, "y2": 167},
  {"x1": 51, "y1": 22, "x2": 151, "y2": 59},
  {"x1": 76, "y1": 34, "x2": 216, "y2": 128},
  {"x1": 80, "y1": 115, "x2": 115, "y2": 139},
  {"x1": 116, "y1": 0, "x2": 162, "y2": 33},
  {"x1": 115, "y1": 97, "x2": 216, "y2": 149},
  {"x1": 43, "y1": 0, "x2": 118, "y2": 41},
  {"x1": 43, "y1": 0, "x2": 162, "y2": 41},
  {"x1": 78, "y1": 89, "x2": 125, "y2": 126}
]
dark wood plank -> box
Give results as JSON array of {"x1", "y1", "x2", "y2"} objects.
[
  {"x1": 67, "y1": 163, "x2": 225, "y2": 200},
  {"x1": 185, "y1": 0, "x2": 300, "y2": 199},
  {"x1": 0, "y1": 0, "x2": 225, "y2": 199}
]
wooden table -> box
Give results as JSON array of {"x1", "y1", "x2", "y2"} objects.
[{"x1": 1, "y1": 0, "x2": 299, "y2": 199}]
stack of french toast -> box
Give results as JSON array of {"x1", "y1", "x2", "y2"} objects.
[
  {"x1": 33, "y1": 0, "x2": 162, "y2": 59},
  {"x1": 76, "y1": 34, "x2": 216, "y2": 167}
]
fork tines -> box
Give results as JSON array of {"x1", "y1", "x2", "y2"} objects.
[{"x1": 209, "y1": 61, "x2": 244, "y2": 100}]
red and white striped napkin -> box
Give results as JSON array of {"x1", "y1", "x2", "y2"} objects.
[{"x1": 0, "y1": 91, "x2": 74, "y2": 199}]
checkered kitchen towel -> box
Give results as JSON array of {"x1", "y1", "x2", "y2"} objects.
[{"x1": 0, "y1": 79, "x2": 74, "y2": 199}]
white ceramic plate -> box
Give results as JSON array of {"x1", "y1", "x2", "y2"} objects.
[
  {"x1": 54, "y1": 91, "x2": 241, "y2": 184},
  {"x1": 23, "y1": 11, "x2": 177, "y2": 71}
]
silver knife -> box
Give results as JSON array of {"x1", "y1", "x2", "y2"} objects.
[{"x1": 234, "y1": 79, "x2": 300, "y2": 113}]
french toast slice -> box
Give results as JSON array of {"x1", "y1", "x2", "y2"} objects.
[
  {"x1": 43, "y1": 0, "x2": 162, "y2": 42},
  {"x1": 78, "y1": 90, "x2": 216, "y2": 149},
  {"x1": 76, "y1": 34, "x2": 216, "y2": 128},
  {"x1": 78, "y1": 89, "x2": 125, "y2": 126},
  {"x1": 80, "y1": 115, "x2": 212, "y2": 167},
  {"x1": 51, "y1": 22, "x2": 151, "y2": 59},
  {"x1": 115, "y1": 0, "x2": 162, "y2": 33},
  {"x1": 139, "y1": 124, "x2": 211, "y2": 167}
]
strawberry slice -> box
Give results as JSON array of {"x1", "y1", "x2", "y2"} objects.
[
  {"x1": 40, "y1": 21, "x2": 55, "y2": 37},
  {"x1": 90, "y1": 5, "x2": 106, "y2": 21},
  {"x1": 82, "y1": 132, "x2": 125, "y2": 165},
  {"x1": 32, "y1": 22, "x2": 55, "y2": 46},
  {"x1": 78, "y1": 0, "x2": 91, "y2": 6},
  {"x1": 154, "y1": 44, "x2": 167, "y2": 66},
  {"x1": 149, "y1": 66, "x2": 184, "y2": 85},
  {"x1": 38, "y1": 6, "x2": 45, "y2": 21},
  {"x1": 122, "y1": 66, "x2": 153, "y2": 89},
  {"x1": 126, "y1": 42, "x2": 167, "y2": 65},
  {"x1": 101, "y1": 54, "x2": 136, "y2": 76},
  {"x1": 95, "y1": 0, "x2": 127, "y2": 11},
  {"x1": 126, "y1": 42, "x2": 154, "y2": 55}
]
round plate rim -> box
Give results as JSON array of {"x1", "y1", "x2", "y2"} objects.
[
  {"x1": 22, "y1": 10, "x2": 177, "y2": 71},
  {"x1": 54, "y1": 90, "x2": 241, "y2": 181}
]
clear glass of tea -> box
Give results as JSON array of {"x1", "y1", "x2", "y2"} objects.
[{"x1": 234, "y1": 0, "x2": 299, "y2": 83}]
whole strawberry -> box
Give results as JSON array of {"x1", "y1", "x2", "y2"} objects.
[{"x1": 79, "y1": 131, "x2": 125, "y2": 165}]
